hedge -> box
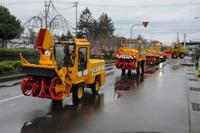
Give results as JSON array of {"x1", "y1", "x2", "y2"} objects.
[
  {"x1": 0, "y1": 48, "x2": 37, "y2": 61},
  {"x1": 0, "y1": 61, "x2": 21, "y2": 74}
]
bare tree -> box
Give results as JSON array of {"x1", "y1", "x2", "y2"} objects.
[{"x1": 98, "y1": 37, "x2": 124, "y2": 58}]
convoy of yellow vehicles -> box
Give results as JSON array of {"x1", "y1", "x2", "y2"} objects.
[
  {"x1": 115, "y1": 40, "x2": 165, "y2": 75},
  {"x1": 20, "y1": 29, "x2": 191, "y2": 102}
]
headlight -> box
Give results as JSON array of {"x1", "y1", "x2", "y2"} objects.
[{"x1": 45, "y1": 50, "x2": 51, "y2": 56}]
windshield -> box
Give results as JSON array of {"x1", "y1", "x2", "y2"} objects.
[
  {"x1": 64, "y1": 43, "x2": 75, "y2": 66},
  {"x1": 55, "y1": 44, "x2": 65, "y2": 68},
  {"x1": 55, "y1": 43, "x2": 75, "y2": 67},
  {"x1": 127, "y1": 43, "x2": 137, "y2": 49}
]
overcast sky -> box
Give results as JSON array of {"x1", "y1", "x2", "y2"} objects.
[{"x1": 1, "y1": 0, "x2": 200, "y2": 45}]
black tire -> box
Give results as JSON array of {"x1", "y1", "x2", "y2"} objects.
[
  {"x1": 91, "y1": 78, "x2": 101, "y2": 94},
  {"x1": 72, "y1": 83, "x2": 84, "y2": 103},
  {"x1": 164, "y1": 56, "x2": 166, "y2": 61},
  {"x1": 121, "y1": 69, "x2": 126, "y2": 75},
  {"x1": 136, "y1": 61, "x2": 140, "y2": 75},
  {"x1": 179, "y1": 53, "x2": 185, "y2": 58},
  {"x1": 157, "y1": 57, "x2": 160, "y2": 65},
  {"x1": 51, "y1": 100, "x2": 63, "y2": 105},
  {"x1": 127, "y1": 70, "x2": 131, "y2": 75},
  {"x1": 172, "y1": 54, "x2": 177, "y2": 59},
  {"x1": 141, "y1": 60, "x2": 145, "y2": 74}
]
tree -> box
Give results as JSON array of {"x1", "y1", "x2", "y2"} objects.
[
  {"x1": 61, "y1": 33, "x2": 66, "y2": 41},
  {"x1": 77, "y1": 8, "x2": 115, "y2": 40},
  {"x1": 0, "y1": 5, "x2": 23, "y2": 48},
  {"x1": 60, "y1": 31, "x2": 73, "y2": 41},
  {"x1": 136, "y1": 34, "x2": 144, "y2": 41},
  {"x1": 28, "y1": 30, "x2": 36, "y2": 44},
  {"x1": 136, "y1": 34, "x2": 147, "y2": 46},
  {"x1": 65, "y1": 30, "x2": 73, "y2": 40},
  {"x1": 98, "y1": 13, "x2": 115, "y2": 38},
  {"x1": 77, "y1": 8, "x2": 94, "y2": 39},
  {"x1": 91, "y1": 20, "x2": 99, "y2": 39},
  {"x1": 77, "y1": 8, "x2": 117, "y2": 59},
  {"x1": 99, "y1": 37, "x2": 123, "y2": 59}
]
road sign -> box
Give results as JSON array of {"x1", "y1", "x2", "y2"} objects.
[{"x1": 142, "y1": 21, "x2": 149, "y2": 28}]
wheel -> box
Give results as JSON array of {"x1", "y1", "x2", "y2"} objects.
[
  {"x1": 51, "y1": 99, "x2": 62, "y2": 105},
  {"x1": 136, "y1": 61, "x2": 140, "y2": 75},
  {"x1": 121, "y1": 69, "x2": 126, "y2": 75},
  {"x1": 91, "y1": 78, "x2": 101, "y2": 94},
  {"x1": 141, "y1": 60, "x2": 145, "y2": 74},
  {"x1": 21, "y1": 76, "x2": 34, "y2": 96},
  {"x1": 172, "y1": 54, "x2": 177, "y2": 59},
  {"x1": 179, "y1": 53, "x2": 185, "y2": 58},
  {"x1": 164, "y1": 56, "x2": 166, "y2": 61},
  {"x1": 127, "y1": 70, "x2": 131, "y2": 75},
  {"x1": 72, "y1": 83, "x2": 84, "y2": 103}
]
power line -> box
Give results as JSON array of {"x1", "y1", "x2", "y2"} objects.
[
  {"x1": 78, "y1": 2, "x2": 200, "y2": 8},
  {"x1": 115, "y1": 28, "x2": 200, "y2": 34},
  {"x1": 2, "y1": 1, "x2": 43, "y2": 5},
  {"x1": 57, "y1": 6, "x2": 73, "y2": 11},
  {"x1": 4, "y1": 1, "x2": 200, "y2": 8},
  {"x1": 23, "y1": 0, "x2": 73, "y2": 38}
]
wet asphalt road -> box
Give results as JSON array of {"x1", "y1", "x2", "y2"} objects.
[{"x1": 0, "y1": 62, "x2": 189, "y2": 133}]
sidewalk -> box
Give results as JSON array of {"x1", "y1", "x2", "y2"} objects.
[{"x1": 185, "y1": 66, "x2": 200, "y2": 133}]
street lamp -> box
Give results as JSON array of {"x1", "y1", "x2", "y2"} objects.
[{"x1": 130, "y1": 21, "x2": 149, "y2": 38}]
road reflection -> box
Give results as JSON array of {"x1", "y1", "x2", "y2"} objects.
[
  {"x1": 113, "y1": 74, "x2": 144, "y2": 98},
  {"x1": 21, "y1": 93, "x2": 104, "y2": 133}
]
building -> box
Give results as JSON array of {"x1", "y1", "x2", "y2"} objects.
[{"x1": 180, "y1": 41, "x2": 200, "y2": 55}]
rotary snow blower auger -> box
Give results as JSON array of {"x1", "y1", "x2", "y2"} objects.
[{"x1": 20, "y1": 28, "x2": 105, "y2": 102}]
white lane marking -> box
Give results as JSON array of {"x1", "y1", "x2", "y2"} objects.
[{"x1": 0, "y1": 95, "x2": 24, "y2": 104}]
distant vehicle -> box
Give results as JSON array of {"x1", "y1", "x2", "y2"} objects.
[
  {"x1": 145, "y1": 42, "x2": 165, "y2": 65},
  {"x1": 163, "y1": 43, "x2": 187, "y2": 59},
  {"x1": 115, "y1": 40, "x2": 145, "y2": 75}
]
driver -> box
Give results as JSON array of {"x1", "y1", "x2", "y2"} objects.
[{"x1": 79, "y1": 51, "x2": 86, "y2": 65}]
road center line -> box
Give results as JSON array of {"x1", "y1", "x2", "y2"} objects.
[{"x1": 0, "y1": 95, "x2": 24, "y2": 104}]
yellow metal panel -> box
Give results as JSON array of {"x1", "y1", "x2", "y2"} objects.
[
  {"x1": 42, "y1": 30, "x2": 54, "y2": 50},
  {"x1": 22, "y1": 63, "x2": 56, "y2": 69},
  {"x1": 117, "y1": 47, "x2": 140, "y2": 59},
  {"x1": 75, "y1": 39, "x2": 90, "y2": 46},
  {"x1": 39, "y1": 55, "x2": 53, "y2": 65}
]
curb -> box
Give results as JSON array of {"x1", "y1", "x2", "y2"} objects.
[
  {"x1": 181, "y1": 63, "x2": 194, "y2": 66},
  {"x1": 0, "y1": 74, "x2": 27, "y2": 83}
]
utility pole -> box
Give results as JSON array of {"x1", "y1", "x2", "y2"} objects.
[
  {"x1": 177, "y1": 32, "x2": 179, "y2": 43},
  {"x1": 44, "y1": 1, "x2": 51, "y2": 29},
  {"x1": 183, "y1": 33, "x2": 186, "y2": 48},
  {"x1": 45, "y1": 1, "x2": 48, "y2": 28},
  {"x1": 73, "y1": 2, "x2": 78, "y2": 38}
]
